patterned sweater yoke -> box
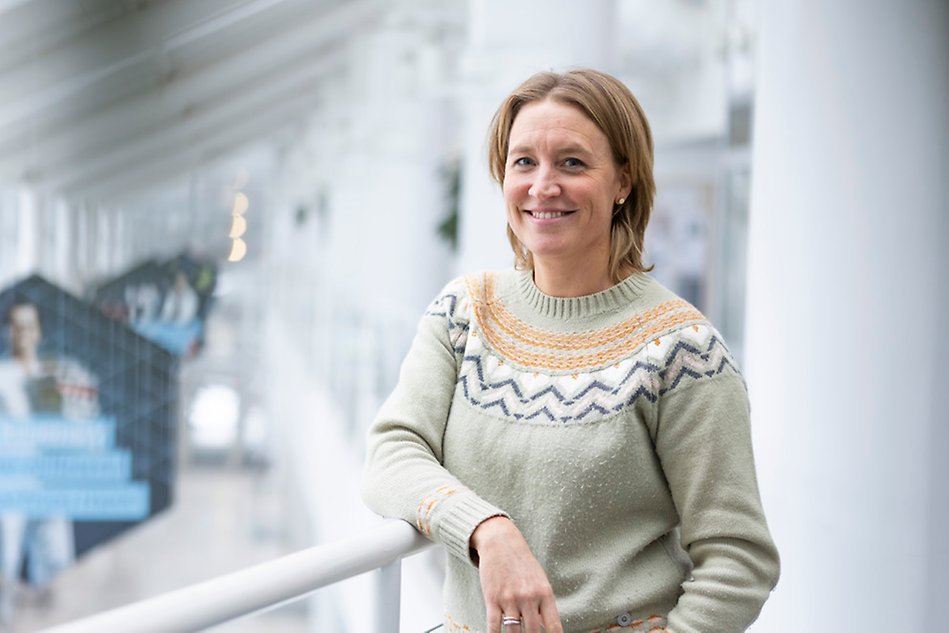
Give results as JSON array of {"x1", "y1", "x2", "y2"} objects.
[{"x1": 362, "y1": 270, "x2": 779, "y2": 633}]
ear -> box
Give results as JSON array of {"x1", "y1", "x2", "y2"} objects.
[{"x1": 617, "y1": 167, "x2": 633, "y2": 201}]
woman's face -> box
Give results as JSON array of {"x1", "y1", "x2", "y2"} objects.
[
  {"x1": 7, "y1": 304, "x2": 41, "y2": 357},
  {"x1": 503, "y1": 99, "x2": 630, "y2": 275}
]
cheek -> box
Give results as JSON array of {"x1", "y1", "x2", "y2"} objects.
[
  {"x1": 502, "y1": 179, "x2": 524, "y2": 210},
  {"x1": 593, "y1": 180, "x2": 619, "y2": 207}
]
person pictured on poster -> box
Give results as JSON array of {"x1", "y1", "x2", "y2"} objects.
[
  {"x1": 160, "y1": 271, "x2": 199, "y2": 325},
  {"x1": 0, "y1": 301, "x2": 100, "y2": 626},
  {"x1": 125, "y1": 282, "x2": 162, "y2": 323}
]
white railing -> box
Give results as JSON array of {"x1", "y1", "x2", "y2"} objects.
[{"x1": 42, "y1": 519, "x2": 433, "y2": 633}]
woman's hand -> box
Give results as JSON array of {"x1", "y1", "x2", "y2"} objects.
[{"x1": 470, "y1": 516, "x2": 564, "y2": 633}]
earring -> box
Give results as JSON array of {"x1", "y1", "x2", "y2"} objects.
[{"x1": 616, "y1": 197, "x2": 626, "y2": 205}]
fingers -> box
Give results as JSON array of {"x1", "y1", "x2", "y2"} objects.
[
  {"x1": 498, "y1": 601, "x2": 547, "y2": 633},
  {"x1": 485, "y1": 583, "x2": 561, "y2": 632},
  {"x1": 488, "y1": 600, "x2": 559, "y2": 633},
  {"x1": 475, "y1": 519, "x2": 562, "y2": 633},
  {"x1": 540, "y1": 596, "x2": 564, "y2": 633},
  {"x1": 520, "y1": 607, "x2": 542, "y2": 633},
  {"x1": 486, "y1": 603, "x2": 502, "y2": 633},
  {"x1": 497, "y1": 595, "x2": 523, "y2": 632},
  {"x1": 502, "y1": 611, "x2": 524, "y2": 632}
]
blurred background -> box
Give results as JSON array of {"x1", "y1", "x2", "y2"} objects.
[{"x1": 0, "y1": 0, "x2": 945, "y2": 631}]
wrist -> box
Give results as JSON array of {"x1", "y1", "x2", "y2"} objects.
[
  {"x1": 469, "y1": 515, "x2": 515, "y2": 563},
  {"x1": 472, "y1": 515, "x2": 515, "y2": 545}
]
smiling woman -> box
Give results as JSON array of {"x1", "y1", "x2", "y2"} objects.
[
  {"x1": 501, "y1": 99, "x2": 630, "y2": 297},
  {"x1": 361, "y1": 69, "x2": 779, "y2": 633},
  {"x1": 489, "y1": 70, "x2": 656, "y2": 294}
]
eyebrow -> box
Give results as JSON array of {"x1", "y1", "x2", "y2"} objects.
[{"x1": 507, "y1": 143, "x2": 594, "y2": 157}]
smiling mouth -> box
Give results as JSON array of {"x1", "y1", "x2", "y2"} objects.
[{"x1": 527, "y1": 210, "x2": 573, "y2": 219}]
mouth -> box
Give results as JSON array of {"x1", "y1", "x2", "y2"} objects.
[{"x1": 525, "y1": 210, "x2": 574, "y2": 219}]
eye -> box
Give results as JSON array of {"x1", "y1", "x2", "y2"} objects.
[
  {"x1": 511, "y1": 156, "x2": 534, "y2": 167},
  {"x1": 563, "y1": 157, "x2": 585, "y2": 168}
]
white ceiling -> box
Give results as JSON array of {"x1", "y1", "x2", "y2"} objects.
[
  {"x1": 0, "y1": 0, "x2": 742, "y2": 205},
  {"x1": 0, "y1": 0, "x2": 385, "y2": 201}
]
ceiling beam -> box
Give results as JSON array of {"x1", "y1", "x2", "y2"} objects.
[
  {"x1": 0, "y1": 0, "x2": 301, "y2": 125},
  {"x1": 0, "y1": 0, "x2": 127, "y2": 72},
  {"x1": 48, "y1": 48, "x2": 340, "y2": 194},
  {"x1": 0, "y1": 0, "x2": 380, "y2": 185},
  {"x1": 71, "y1": 86, "x2": 321, "y2": 202}
]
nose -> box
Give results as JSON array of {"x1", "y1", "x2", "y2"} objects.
[{"x1": 527, "y1": 165, "x2": 561, "y2": 199}]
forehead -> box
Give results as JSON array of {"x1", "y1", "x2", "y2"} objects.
[
  {"x1": 508, "y1": 99, "x2": 609, "y2": 152},
  {"x1": 8, "y1": 305, "x2": 39, "y2": 326}
]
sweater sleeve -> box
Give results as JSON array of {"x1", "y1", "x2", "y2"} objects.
[
  {"x1": 651, "y1": 327, "x2": 780, "y2": 633},
  {"x1": 360, "y1": 279, "x2": 509, "y2": 566}
]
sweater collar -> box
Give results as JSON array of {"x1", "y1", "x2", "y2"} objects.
[{"x1": 511, "y1": 269, "x2": 650, "y2": 320}]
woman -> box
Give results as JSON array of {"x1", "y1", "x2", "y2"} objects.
[
  {"x1": 361, "y1": 69, "x2": 779, "y2": 633},
  {"x1": 0, "y1": 302, "x2": 82, "y2": 626}
]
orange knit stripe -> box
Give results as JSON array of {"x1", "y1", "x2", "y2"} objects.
[
  {"x1": 485, "y1": 284, "x2": 703, "y2": 350},
  {"x1": 473, "y1": 304, "x2": 705, "y2": 371},
  {"x1": 416, "y1": 485, "x2": 457, "y2": 536},
  {"x1": 489, "y1": 296, "x2": 698, "y2": 350},
  {"x1": 467, "y1": 274, "x2": 702, "y2": 350},
  {"x1": 445, "y1": 612, "x2": 479, "y2": 633},
  {"x1": 465, "y1": 274, "x2": 705, "y2": 371}
]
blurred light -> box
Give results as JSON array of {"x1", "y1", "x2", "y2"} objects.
[
  {"x1": 228, "y1": 238, "x2": 247, "y2": 262},
  {"x1": 188, "y1": 384, "x2": 240, "y2": 450},
  {"x1": 229, "y1": 215, "x2": 247, "y2": 238},
  {"x1": 229, "y1": 191, "x2": 249, "y2": 260},
  {"x1": 232, "y1": 192, "x2": 249, "y2": 216}
]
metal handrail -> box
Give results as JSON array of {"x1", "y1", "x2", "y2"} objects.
[{"x1": 42, "y1": 519, "x2": 433, "y2": 633}]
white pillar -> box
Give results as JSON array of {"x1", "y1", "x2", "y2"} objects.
[
  {"x1": 287, "y1": 13, "x2": 458, "y2": 631},
  {"x1": 745, "y1": 0, "x2": 948, "y2": 629},
  {"x1": 324, "y1": 19, "x2": 454, "y2": 318},
  {"x1": 15, "y1": 187, "x2": 38, "y2": 277},
  {"x1": 456, "y1": 0, "x2": 618, "y2": 274}
]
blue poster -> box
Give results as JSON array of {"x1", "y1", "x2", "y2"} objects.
[
  {"x1": 93, "y1": 254, "x2": 217, "y2": 357},
  {"x1": 0, "y1": 275, "x2": 176, "y2": 612}
]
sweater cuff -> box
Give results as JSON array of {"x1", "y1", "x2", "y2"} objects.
[{"x1": 430, "y1": 490, "x2": 508, "y2": 567}]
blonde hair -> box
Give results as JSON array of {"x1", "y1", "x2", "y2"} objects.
[{"x1": 488, "y1": 69, "x2": 655, "y2": 281}]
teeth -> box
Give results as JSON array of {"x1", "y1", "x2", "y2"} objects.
[{"x1": 532, "y1": 211, "x2": 567, "y2": 219}]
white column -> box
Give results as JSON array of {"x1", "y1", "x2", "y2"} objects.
[
  {"x1": 745, "y1": 0, "x2": 948, "y2": 630},
  {"x1": 324, "y1": 20, "x2": 454, "y2": 317},
  {"x1": 456, "y1": 0, "x2": 617, "y2": 274},
  {"x1": 281, "y1": 11, "x2": 457, "y2": 631},
  {"x1": 0, "y1": 187, "x2": 18, "y2": 288},
  {"x1": 15, "y1": 187, "x2": 38, "y2": 277}
]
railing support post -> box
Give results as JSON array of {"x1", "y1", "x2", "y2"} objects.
[{"x1": 375, "y1": 559, "x2": 402, "y2": 632}]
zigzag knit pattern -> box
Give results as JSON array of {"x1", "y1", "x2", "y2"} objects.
[
  {"x1": 429, "y1": 274, "x2": 741, "y2": 425},
  {"x1": 424, "y1": 281, "x2": 470, "y2": 361}
]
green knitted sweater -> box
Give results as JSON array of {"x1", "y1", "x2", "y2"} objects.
[{"x1": 361, "y1": 271, "x2": 779, "y2": 633}]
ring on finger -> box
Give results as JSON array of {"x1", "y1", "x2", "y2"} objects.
[{"x1": 501, "y1": 615, "x2": 522, "y2": 626}]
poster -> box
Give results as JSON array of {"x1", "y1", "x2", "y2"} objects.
[
  {"x1": 93, "y1": 254, "x2": 217, "y2": 357},
  {"x1": 0, "y1": 275, "x2": 176, "y2": 619}
]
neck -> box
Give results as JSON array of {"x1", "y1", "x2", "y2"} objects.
[
  {"x1": 532, "y1": 254, "x2": 614, "y2": 298},
  {"x1": 14, "y1": 351, "x2": 37, "y2": 367}
]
